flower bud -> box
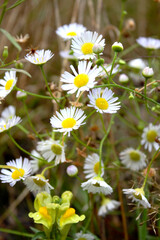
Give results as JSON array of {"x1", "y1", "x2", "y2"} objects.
[
  {"x1": 16, "y1": 90, "x2": 27, "y2": 100},
  {"x1": 129, "y1": 92, "x2": 134, "y2": 99},
  {"x1": 93, "y1": 44, "x2": 104, "y2": 54},
  {"x1": 66, "y1": 165, "x2": 78, "y2": 177},
  {"x1": 15, "y1": 62, "x2": 24, "y2": 69},
  {"x1": 96, "y1": 58, "x2": 104, "y2": 66},
  {"x1": 2, "y1": 46, "x2": 8, "y2": 60},
  {"x1": 142, "y1": 67, "x2": 154, "y2": 78},
  {"x1": 112, "y1": 42, "x2": 123, "y2": 52},
  {"x1": 118, "y1": 59, "x2": 126, "y2": 65},
  {"x1": 119, "y1": 73, "x2": 129, "y2": 83}
]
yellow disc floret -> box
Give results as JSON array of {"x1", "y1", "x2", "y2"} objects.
[
  {"x1": 5, "y1": 79, "x2": 14, "y2": 90},
  {"x1": 67, "y1": 31, "x2": 77, "y2": 36},
  {"x1": 94, "y1": 162, "x2": 100, "y2": 174},
  {"x1": 62, "y1": 118, "x2": 76, "y2": 128},
  {"x1": 95, "y1": 98, "x2": 109, "y2": 110},
  {"x1": 146, "y1": 130, "x2": 157, "y2": 142},
  {"x1": 74, "y1": 74, "x2": 89, "y2": 88},
  {"x1": 129, "y1": 151, "x2": 140, "y2": 162},
  {"x1": 81, "y1": 42, "x2": 94, "y2": 55},
  {"x1": 33, "y1": 174, "x2": 46, "y2": 187},
  {"x1": 51, "y1": 144, "x2": 62, "y2": 155},
  {"x1": 133, "y1": 188, "x2": 144, "y2": 200},
  {"x1": 12, "y1": 168, "x2": 25, "y2": 180}
]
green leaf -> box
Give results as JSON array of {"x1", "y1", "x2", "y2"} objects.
[
  {"x1": 0, "y1": 28, "x2": 21, "y2": 51},
  {"x1": 31, "y1": 231, "x2": 46, "y2": 240},
  {"x1": 6, "y1": 0, "x2": 25, "y2": 10},
  {"x1": 0, "y1": 68, "x2": 31, "y2": 78}
]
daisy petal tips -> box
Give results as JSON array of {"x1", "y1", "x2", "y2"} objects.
[
  {"x1": 61, "y1": 61, "x2": 100, "y2": 97},
  {"x1": 56, "y1": 23, "x2": 86, "y2": 40},
  {"x1": 50, "y1": 106, "x2": 86, "y2": 136},
  {"x1": 25, "y1": 49, "x2": 54, "y2": 65},
  {"x1": 87, "y1": 87, "x2": 121, "y2": 114}
]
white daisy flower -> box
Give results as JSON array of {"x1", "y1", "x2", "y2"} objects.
[
  {"x1": 0, "y1": 115, "x2": 21, "y2": 133},
  {"x1": 50, "y1": 107, "x2": 86, "y2": 136},
  {"x1": 0, "y1": 157, "x2": 32, "y2": 187},
  {"x1": 119, "y1": 148, "x2": 147, "y2": 171},
  {"x1": 123, "y1": 188, "x2": 151, "y2": 208},
  {"x1": 30, "y1": 150, "x2": 46, "y2": 173},
  {"x1": 128, "y1": 58, "x2": 147, "y2": 70},
  {"x1": 56, "y1": 23, "x2": 86, "y2": 40},
  {"x1": 141, "y1": 123, "x2": 160, "y2": 152},
  {"x1": 0, "y1": 105, "x2": 16, "y2": 122},
  {"x1": 24, "y1": 174, "x2": 54, "y2": 194},
  {"x1": 84, "y1": 153, "x2": 104, "y2": 179},
  {"x1": 99, "y1": 64, "x2": 120, "y2": 78},
  {"x1": 88, "y1": 87, "x2": 121, "y2": 114},
  {"x1": 98, "y1": 198, "x2": 120, "y2": 217},
  {"x1": 71, "y1": 31, "x2": 105, "y2": 59},
  {"x1": 25, "y1": 49, "x2": 54, "y2": 65},
  {"x1": 74, "y1": 231, "x2": 95, "y2": 240},
  {"x1": 61, "y1": 61, "x2": 100, "y2": 97},
  {"x1": 136, "y1": 37, "x2": 160, "y2": 50},
  {"x1": 37, "y1": 138, "x2": 66, "y2": 165},
  {"x1": 0, "y1": 70, "x2": 17, "y2": 98},
  {"x1": 81, "y1": 176, "x2": 113, "y2": 195}
]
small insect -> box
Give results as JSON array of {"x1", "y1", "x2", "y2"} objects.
[{"x1": 25, "y1": 46, "x2": 38, "y2": 56}]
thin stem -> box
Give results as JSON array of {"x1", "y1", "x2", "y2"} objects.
[
  {"x1": 41, "y1": 164, "x2": 55, "y2": 176},
  {"x1": 0, "y1": 228, "x2": 34, "y2": 238},
  {"x1": 118, "y1": 0, "x2": 126, "y2": 42},
  {"x1": 85, "y1": 109, "x2": 96, "y2": 121},
  {"x1": 109, "y1": 52, "x2": 118, "y2": 82},
  {"x1": 0, "y1": 0, "x2": 8, "y2": 25},
  {"x1": 98, "y1": 115, "x2": 114, "y2": 176},
  {"x1": 72, "y1": 132, "x2": 98, "y2": 152},
  {"x1": 0, "y1": 165, "x2": 19, "y2": 171},
  {"x1": 15, "y1": 87, "x2": 53, "y2": 100},
  {"x1": 99, "y1": 113, "x2": 107, "y2": 133},
  {"x1": 16, "y1": 124, "x2": 29, "y2": 134},
  {"x1": 142, "y1": 148, "x2": 160, "y2": 189}
]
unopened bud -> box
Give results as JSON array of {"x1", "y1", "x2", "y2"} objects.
[
  {"x1": 66, "y1": 165, "x2": 78, "y2": 177},
  {"x1": 16, "y1": 90, "x2": 27, "y2": 100},
  {"x1": 129, "y1": 92, "x2": 134, "y2": 99},
  {"x1": 118, "y1": 59, "x2": 126, "y2": 65},
  {"x1": 119, "y1": 73, "x2": 129, "y2": 83},
  {"x1": 15, "y1": 62, "x2": 24, "y2": 69},
  {"x1": 93, "y1": 44, "x2": 104, "y2": 54},
  {"x1": 96, "y1": 58, "x2": 104, "y2": 66},
  {"x1": 142, "y1": 67, "x2": 154, "y2": 78},
  {"x1": 3, "y1": 46, "x2": 8, "y2": 60},
  {"x1": 112, "y1": 42, "x2": 124, "y2": 52}
]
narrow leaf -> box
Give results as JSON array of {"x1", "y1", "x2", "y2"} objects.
[
  {"x1": 0, "y1": 68, "x2": 31, "y2": 78},
  {"x1": 0, "y1": 28, "x2": 21, "y2": 51}
]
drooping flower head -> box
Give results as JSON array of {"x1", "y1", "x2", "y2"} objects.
[
  {"x1": 0, "y1": 70, "x2": 17, "y2": 98},
  {"x1": 61, "y1": 61, "x2": 100, "y2": 97},
  {"x1": 56, "y1": 23, "x2": 86, "y2": 40},
  {"x1": 25, "y1": 49, "x2": 54, "y2": 65},
  {"x1": 88, "y1": 87, "x2": 121, "y2": 114},
  {"x1": 84, "y1": 153, "x2": 104, "y2": 179},
  {"x1": 50, "y1": 107, "x2": 86, "y2": 136},
  {"x1": 0, "y1": 157, "x2": 32, "y2": 186},
  {"x1": 71, "y1": 31, "x2": 105, "y2": 59},
  {"x1": 98, "y1": 198, "x2": 120, "y2": 217}
]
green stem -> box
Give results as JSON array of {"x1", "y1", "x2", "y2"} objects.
[
  {"x1": 15, "y1": 87, "x2": 53, "y2": 100},
  {"x1": 137, "y1": 208, "x2": 147, "y2": 240},
  {"x1": 109, "y1": 52, "x2": 118, "y2": 82},
  {"x1": 85, "y1": 109, "x2": 96, "y2": 121},
  {"x1": 99, "y1": 113, "x2": 107, "y2": 133},
  {"x1": 0, "y1": 228, "x2": 34, "y2": 237},
  {"x1": 142, "y1": 148, "x2": 160, "y2": 189},
  {"x1": 16, "y1": 124, "x2": 29, "y2": 134},
  {"x1": 0, "y1": 0, "x2": 8, "y2": 25},
  {"x1": 41, "y1": 164, "x2": 55, "y2": 176},
  {"x1": 118, "y1": 0, "x2": 126, "y2": 42},
  {"x1": 0, "y1": 165, "x2": 19, "y2": 171},
  {"x1": 98, "y1": 115, "x2": 115, "y2": 176}
]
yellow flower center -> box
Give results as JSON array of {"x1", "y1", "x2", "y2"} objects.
[
  {"x1": 62, "y1": 118, "x2": 76, "y2": 128},
  {"x1": 51, "y1": 144, "x2": 62, "y2": 155},
  {"x1": 74, "y1": 74, "x2": 89, "y2": 88},
  {"x1": 67, "y1": 31, "x2": 77, "y2": 36},
  {"x1": 0, "y1": 124, "x2": 6, "y2": 131},
  {"x1": 39, "y1": 206, "x2": 51, "y2": 220},
  {"x1": 5, "y1": 79, "x2": 14, "y2": 90},
  {"x1": 129, "y1": 151, "x2": 140, "y2": 162},
  {"x1": 11, "y1": 168, "x2": 25, "y2": 180},
  {"x1": 81, "y1": 42, "x2": 94, "y2": 55},
  {"x1": 146, "y1": 130, "x2": 157, "y2": 142},
  {"x1": 95, "y1": 98, "x2": 109, "y2": 110},
  {"x1": 33, "y1": 174, "x2": 46, "y2": 187},
  {"x1": 94, "y1": 162, "x2": 100, "y2": 174},
  {"x1": 62, "y1": 208, "x2": 75, "y2": 219},
  {"x1": 133, "y1": 188, "x2": 144, "y2": 200}
]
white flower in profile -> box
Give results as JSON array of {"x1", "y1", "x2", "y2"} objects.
[
  {"x1": 30, "y1": 150, "x2": 46, "y2": 173},
  {"x1": 0, "y1": 105, "x2": 16, "y2": 122},
  {"x1": 24, "y1": 174, "x2": 54, "y2": 195},
  {"x1": 0, "y1": 70, "x2": 17, "y2": 98},
  {"x1": 74, "y1": 231, "x2": 95, "y2": 240},
  {"x1": 25, "y1": 49, "x2": 54, "y2": 65},
  {"x1": 84, "y1": 153, "x2": 104, "y2": 179},
  {"x1": 56, "y1": 23, "x2": 86, "y2": 40},
  {"x1": 141, "y1": 123, "x2": 160, "y2": 152},
  {"x1": 119, "y1": 148, "x2": 147, "y2": 171},
  {"x1": 61, "y1": 61, "x2": 100, "y2": 97},
  {"x1": 128, "y1": 58, "x2": 147, "y2": 70},
  {"x1": 37, "y1": 138, "x2": 66, "y2": 165},
  {"x1": 0, "y1": 157, "x2": 32, "y2": 187},
  {"x1": 123, "y1": 188, "x2": 151, "y2": 208},
  {"x1": 0, "y1": 112, "x2": 21, "y2": 133},
  {"x1": 88, "y1": 87, "x2": 120, "y2": 114},
  {"x1": 50, "y1": 107, "x2": 86, "y2": 137},
  {"x1": 71, "y1": 31, "x2": 105, "y2": 59},
  {"x1": 136, "y1": 37, "x2": 160, "y2": 50},
  {"x1": 81, "y1": 176, "x2": 113, "y2": 195},
  {"x1": 98, "y1": 198, "x2": 120, "y2": 217}
]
